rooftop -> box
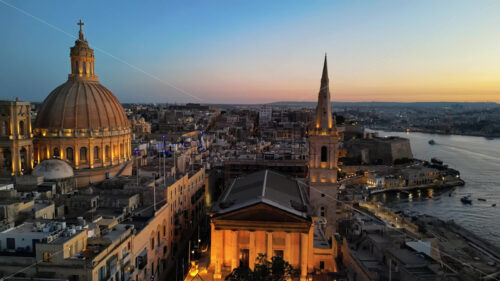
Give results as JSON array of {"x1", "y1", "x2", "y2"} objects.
[{"x1": 211, "y1": 169, "x2": 311, "y2": 219}]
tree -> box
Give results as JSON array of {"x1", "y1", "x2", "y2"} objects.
[{"x1": 225, "y1": 254, "x2": 296, "y2": 281}]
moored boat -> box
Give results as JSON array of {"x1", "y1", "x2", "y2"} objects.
[{"x1": 461, "y1": 196, "x2": 472, "y2": 204}]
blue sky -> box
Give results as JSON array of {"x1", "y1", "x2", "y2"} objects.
[{"x1": 1, "y1": 0, "x2": 499, "y2": 103}]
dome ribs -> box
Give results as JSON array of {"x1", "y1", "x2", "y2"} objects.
[
  {"x1": 34, "y1": 79, "x2": 129, "y2": 134},
  {"x1": 93, "y1": 83, "x2": 113, "y2": 129}
]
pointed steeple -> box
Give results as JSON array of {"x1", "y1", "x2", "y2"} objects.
[
  {"x1": 313, "y1": 54, "x2": 334, "y2": 131},
  {"x1": 321, "y1": 53, "x2": 329, "y2": 84}
]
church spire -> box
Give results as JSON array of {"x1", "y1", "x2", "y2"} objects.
[
  {"x1": 321, "y1": 53, "x2": 329, "y2": 84},
  {"x1": 313, "y1": 54, "x2": 334, "y2": 131}
]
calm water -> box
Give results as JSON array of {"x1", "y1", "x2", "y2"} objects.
[{"x1": 372, "y1": 131, "x2": 500, "y2": 247}]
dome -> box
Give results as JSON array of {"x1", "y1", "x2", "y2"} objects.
[
  {"x1": 32, "y1": 158, "x2": 74, "y2": 180},
  {"x1": 34, "y1": 78, "x2": 129, "y2": 131}
]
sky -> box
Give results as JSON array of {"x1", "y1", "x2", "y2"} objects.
[{"x1": 1, "y1": 0, "x2": 499, "y2": 104}]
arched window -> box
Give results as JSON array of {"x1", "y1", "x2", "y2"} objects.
[
  {"x1": 120, "y1": 143, "x2": 124, "y2": 158},
  {"x1": 94, "y1": 146, "x2": 100, "y2": 160},
  {"x1": 53, "y1": 147, "x2": 60, "y2": 158},
  {"x1": 66, "y1": 147, "x2": 74, "y2": 162},
  {"x1": 89, "y1": 63, "x2": 92, "y2": 74},
  {"x1": 1, "y1": 121, "x2": 6, "y2": 136},
  {"x1": 19, "y1": 121, "x2": 24, "y2": 136},
  {"x1": 75, "y1": 61, "x2": 79, "y2": 74},
  {"x1": 20, "y1": 147, "x2": 27, "y2": 171},
  {"x1": 80, "y1": 147, "x2": 87, "y2": 161},
  {"x1": 83, "y1": 62, "x2": 87, "y2": 74},
  {"x1": 105, "y1": 145, "x2": 110, "y2": 160},
  {"x1": 320, "y1": 206, "x2": 326, "y2": 217},
  {"x1": 321, "y1": 146, "x2": 327, "y2": 162}
]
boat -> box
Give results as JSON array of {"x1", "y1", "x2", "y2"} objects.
[
  {"x1": 428, "y1": 139, "x2": 436, "y2": 145},
  {"x1": 431, "y1": 158, "x2": 443, "y2": 165},
  {"x1": 461, "y1": 196, "x2": 472, "y2": 204},
  {"x1": 478, "y1": 198, "x2": 486, "y2": 202}
]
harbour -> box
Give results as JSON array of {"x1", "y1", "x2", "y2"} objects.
[{"x1": 370, "y1": 130, "x2": 500, "y2": 248}]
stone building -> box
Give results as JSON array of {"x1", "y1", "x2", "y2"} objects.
[
  {"x1": 308, "y1": 55, "x2": 341, "y2": 237},
  {"x1": 32, "y1": 22, "x2": 132, "y2": 187},
  {"x1": 208, "y1": 170, "x2": 336, "y2": 281},
  {"x1": 0, "y1": 99, "x2": 33, "y2": 177}
]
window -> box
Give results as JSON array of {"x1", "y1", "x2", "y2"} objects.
[
  {"x1": 321, "y1": 146, "x2": 327, "y2": 162},
  {"x1": 75, "y1": 61, "x2": 79, "y2": 74},
  {"x1": 240, "y1": 249, "x2": 249, "y2": 267},
  {"x1": 105, "y1": 145, "x2": 111, "y2": 160},
  {"x1": 6, "y1": 238, "x2": 15, "y2": 249},
  {"x1": 94, "y1": 146, "x2": 100, "y2": 160},
  {"x1": 43, "y1": 252, "x2": 53, "y2": 262},
  {"x1": 1, "y1": 121, "x2": 9, "y2": 135},
  {"x1": 80, "y1": 147, "x2": 87, "y2": 161},
  {"x1": 151, "y1": 237, "x2": 155, "y2": 249},
  {"x1": 19, "y1": 120, "x2": 24, "y2": 135},
  {"x1": 273, "y1": 250, "x2": 284, "y2": 258},
  {"x1": 320, "y1": 207, "x2": 325, "y2": 217},
  {"x1": 66, "y1": 147, "x2": 74, "y2": 161},
  {"x1": 320, "y1": 261, "x2": 325, "y2": 270},
  {"x1": 83, "y1": 62, "x2": 86, "y2": 74},
  {"x1": 53, "y1": 147, "x2": 60, "y2": 157}
]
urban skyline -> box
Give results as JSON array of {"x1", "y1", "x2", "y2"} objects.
[{"x1": 1, "y1": 0, "x2": 500, "y2": 104}]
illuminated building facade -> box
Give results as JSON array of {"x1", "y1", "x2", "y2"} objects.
[
  {"x1": 308, "y1": 55, "x2": 340, "y2": 236},
  {"x1": 209, "y1": 170, "x2": 336, "y2": 281},
  {"x1": 33, "y1": 21, "x2": 132, "y2": 187},
  {"x1": 0, "y1": 99, "x2": 33, "y2": 176}
]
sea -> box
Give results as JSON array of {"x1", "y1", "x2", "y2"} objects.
[{"x1": 370, "y1": 130, "x2": 500, "y2": 248}]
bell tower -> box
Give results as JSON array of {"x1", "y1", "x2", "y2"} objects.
[{"x1": 308, "y1": 55, "x2": 340, "y2": 235}]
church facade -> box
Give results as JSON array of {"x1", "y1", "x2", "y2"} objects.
[{"x1": 208, "y1": 170, "x2": 336, "y2": 281}]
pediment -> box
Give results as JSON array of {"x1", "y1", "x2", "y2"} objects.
[{"x1": 214, "y1": 203, "x2": 308, "y2": 224}]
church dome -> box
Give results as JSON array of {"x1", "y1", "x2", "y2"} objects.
[
  {"x1": 34, "y1": 20, "x2": 129, "y2": 135},
  {"x1": 32, "y1": 158, "x2": 74, "y2": 180},
  {"x1": 34, "y1": 78, "x2": 129, "y2": 131}
]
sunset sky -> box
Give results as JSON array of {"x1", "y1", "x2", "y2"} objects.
[{"x1": 1, "y1": 0, "x2": 499, "y2": 104}]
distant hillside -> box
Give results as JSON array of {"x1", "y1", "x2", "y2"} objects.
[{"x1": 268, "y1": 101, "x2": 500, "y2": 109}]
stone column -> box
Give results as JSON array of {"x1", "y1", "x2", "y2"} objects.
[
  {"x1": 266, "y1": 232, "x2": 273, "y2": 259},
  {"x1": 111, "y1": 144, "x2": 115, "y2": 166},
  {"x1": 285, "y1": 232, "x2": 291, "y2": 263},
  {"x1": 212, "y1": 225, "x2": 223, "y2": 280},
  {"x1": 249, "y1": 231, "x2": 256, "y2": 270},
  {"x1": 89, "y1": 144, "x2": 94, "y2": 168},
  {"x1": 231, "y1": 231, "x2": 238, "y2": 270},
  {"x1": 300, "y1": 233, "x2": 308, "y2": 281}
]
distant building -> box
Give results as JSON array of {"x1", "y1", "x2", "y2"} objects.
[
  {"x1": 0, "y1": 99, "x2": 34, "y2": 177},
  {"x1": 343, "y1": 136, "x2": 413, "y2": 165}
]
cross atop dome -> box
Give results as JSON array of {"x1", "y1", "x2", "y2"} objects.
[{"x1": 77, "y1": 19, "x2": 85, "y2": 40}]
